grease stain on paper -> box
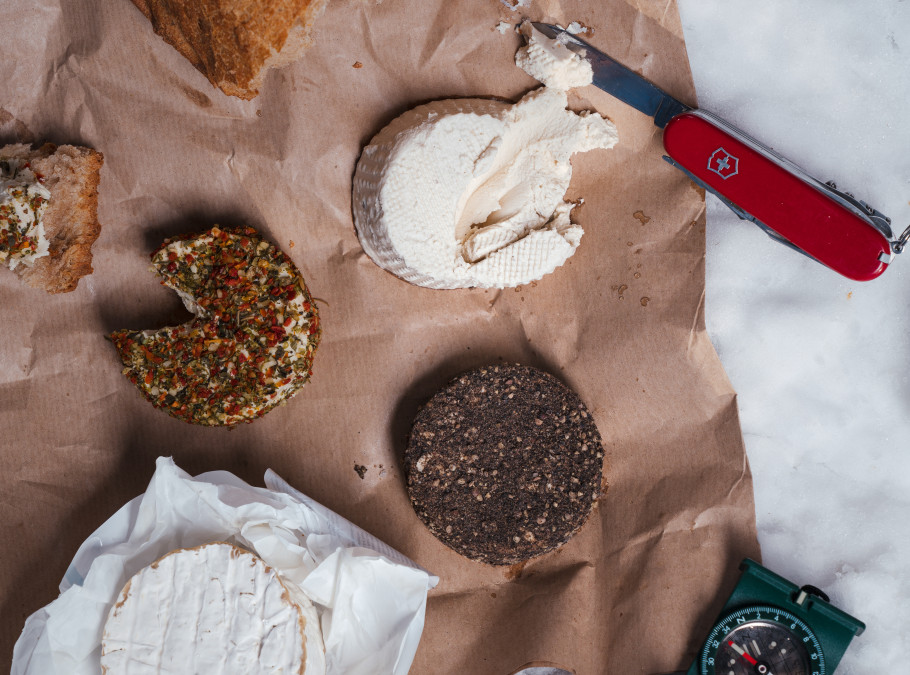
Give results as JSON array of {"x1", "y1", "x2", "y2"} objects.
[
  {"x1": 0, "y1": 108, "x2": 34, "y2": 142},
  {"x1": 505, "y1": 560, "x2": 527, "y2": 580},
  {"x1": 633, "y1": 210, "x2": 651, "y2": 225},
  {"x1": 179, "y1": 83, "x2": 212, "y2": 108}
]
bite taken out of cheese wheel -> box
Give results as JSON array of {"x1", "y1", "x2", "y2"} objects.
[
  {"x1": 101, "y1": 543, "x2": 326, "y2": 675},
  {"x1": 109, "y1": 225, "x2": 320, "y2": 426}
]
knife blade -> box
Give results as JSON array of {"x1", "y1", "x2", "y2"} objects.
[{"x1": 532, "y1": 22, "x2": 904, "y2": 282}]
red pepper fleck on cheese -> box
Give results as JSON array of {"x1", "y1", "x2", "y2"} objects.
[{"x1": 109, "y1": 225, "x2": 321, "y2": 426}]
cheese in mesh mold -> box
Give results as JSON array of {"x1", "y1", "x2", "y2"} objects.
[{"x1": 352, "y1": 28, "x2": 617, "y2": 289}]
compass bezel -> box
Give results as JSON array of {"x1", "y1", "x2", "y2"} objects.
[{"x1": 698, "y1": 604, "x2": 827, "y2": 675}]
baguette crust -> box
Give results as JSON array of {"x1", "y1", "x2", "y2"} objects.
[
  {"x1": 132, "y1": 0, "x2": 330, "y2": 100},
  {"x1": 1, "y1": 143, "x2": 103, "y2": 294}
]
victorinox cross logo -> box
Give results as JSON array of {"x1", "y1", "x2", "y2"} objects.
[{"x1": 708, "y1": 147, "x2": 739, "y2": 180}]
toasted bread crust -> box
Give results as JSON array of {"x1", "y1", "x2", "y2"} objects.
[
  {"x1": 132, "y1": 0, "x2": 330, "y2": 100},
  {"x1": 1, "y1": 143, "x2": 104, "y2": 294}
]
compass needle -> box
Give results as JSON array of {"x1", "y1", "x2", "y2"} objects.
[{"x1": 727, "y1": 641, "x2": 757, "y2": 666}]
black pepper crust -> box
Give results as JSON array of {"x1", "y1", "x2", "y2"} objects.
[{"x1": 404, "y1": 364, "x2": 605, "y2": 565}]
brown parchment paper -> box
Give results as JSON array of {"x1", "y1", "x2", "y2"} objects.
[{"x1": 0, "y1": 0, "x2": 760, "y2": 673}]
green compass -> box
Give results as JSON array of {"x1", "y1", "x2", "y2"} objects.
[
  {"x1": 700, "y1": 605, "x2": 825, "y2": 674},
  {"x1": 686, "y1": 560, "x2": 864, "y2": 675}
]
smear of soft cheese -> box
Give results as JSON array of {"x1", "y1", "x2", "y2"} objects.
[
  {"x1": 0, "y1": 159, "x2": 51, "y2": 270},
  {"x1": 352, "y1": 23, "x2": 617, "y2": 289}
]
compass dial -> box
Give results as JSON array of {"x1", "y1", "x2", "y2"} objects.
[{"x1": 699, "y1": 606, "x2": 826, "y2": 675}]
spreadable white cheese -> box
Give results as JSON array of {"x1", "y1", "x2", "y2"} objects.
[
  {"x1": 0, "y1": 158, "x2": 51, "y2": 270},
  {"x1": 352, "y1": 23, "x2": 617, "y2": 289},
  {"x1": 101, "y1": 543, "x2": 325, "y2": 675},
  {"x1": 515, "y1": 21, "x2": 594, "y2": 90}
]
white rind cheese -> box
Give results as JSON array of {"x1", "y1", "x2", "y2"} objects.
[
  {"x1": 352, "y1": 25, "x2": 617, "y2": 289},
  {"x1": 101, "y1": 543, "x2": 325, "y2": 675}
]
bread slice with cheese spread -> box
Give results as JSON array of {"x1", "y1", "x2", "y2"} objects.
[
  {"x1": 0, "y1": 143, "x2": 103, "y2": 294},
  {"x1": 131, "y1": 0, "x2": 330, "y2": 100}
]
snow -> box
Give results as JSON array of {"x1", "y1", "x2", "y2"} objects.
[
  {"x1": 679, "y1": 1, "x2": 910, "y2": 672},
  {"x1": 522, "y1": 1, "x2": 910, "y2": 673}
]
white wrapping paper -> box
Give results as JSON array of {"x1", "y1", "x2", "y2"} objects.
[{"x1": 11, "y1": 456, "x2": 437, "y2": 675}]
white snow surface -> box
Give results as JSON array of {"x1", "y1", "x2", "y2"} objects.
[
  {"x1": 521, "y1": 1, "x2": 910, "y2": 673},
  {"x1": 680, "y1": 1, "x2": 910, "y2": 673}
]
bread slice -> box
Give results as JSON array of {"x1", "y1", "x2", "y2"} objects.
[
  {"x1": 131, "y1": 0, "x2": 330, "y2": 100},
  {"x1": 0, "y1": 143, "x2": 103, "y2": 294}
]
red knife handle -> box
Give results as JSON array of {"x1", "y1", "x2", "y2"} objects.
[{"x1": 663, "y1": 111, "x2": 892, "y2": 281}]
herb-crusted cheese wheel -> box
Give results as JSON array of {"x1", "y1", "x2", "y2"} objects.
[
  {"x1": 404, "y1": 364, "x2": 606, "y2": 565},
  {"x1": 110, "y1": 225, "x2": 320, "y2": 426},
  {"x1": 101, "y1": 543, "x2": 325, "y2": 675}
]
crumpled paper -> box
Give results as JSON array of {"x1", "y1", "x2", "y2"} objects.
[
  {"x1": 0, "y1": 0, "x2": 760, "y2": 673},
  {"x1": 11, "y1": 456, "x2": 437, "y2": 675}
]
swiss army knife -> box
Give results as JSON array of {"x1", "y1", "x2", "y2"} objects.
[{"x1": 533, "y1": 23, "x2": 910, "y2": 282}]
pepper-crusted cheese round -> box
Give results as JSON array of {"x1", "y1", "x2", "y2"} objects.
[
  {"x1": 101, "y1": 543, "x2": 315, "y2": 675},
  {"x1": 404, "y1": 364, "x2": 606, "y2": 565},
  {"x1": 109, "y1": 225, "x2": 320, "y2": 426}
]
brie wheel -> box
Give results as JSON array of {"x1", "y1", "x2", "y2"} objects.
[{"x1": 101, "y1": 543, "x2": 324, "y2": 675}]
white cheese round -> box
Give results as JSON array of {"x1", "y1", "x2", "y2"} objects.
[
  {"x1": 101, "y1": 543, "x2": 324, "y2": 675},
  {"x1": 352, "y1": 37, "x2": 617, "y2": 289}
]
